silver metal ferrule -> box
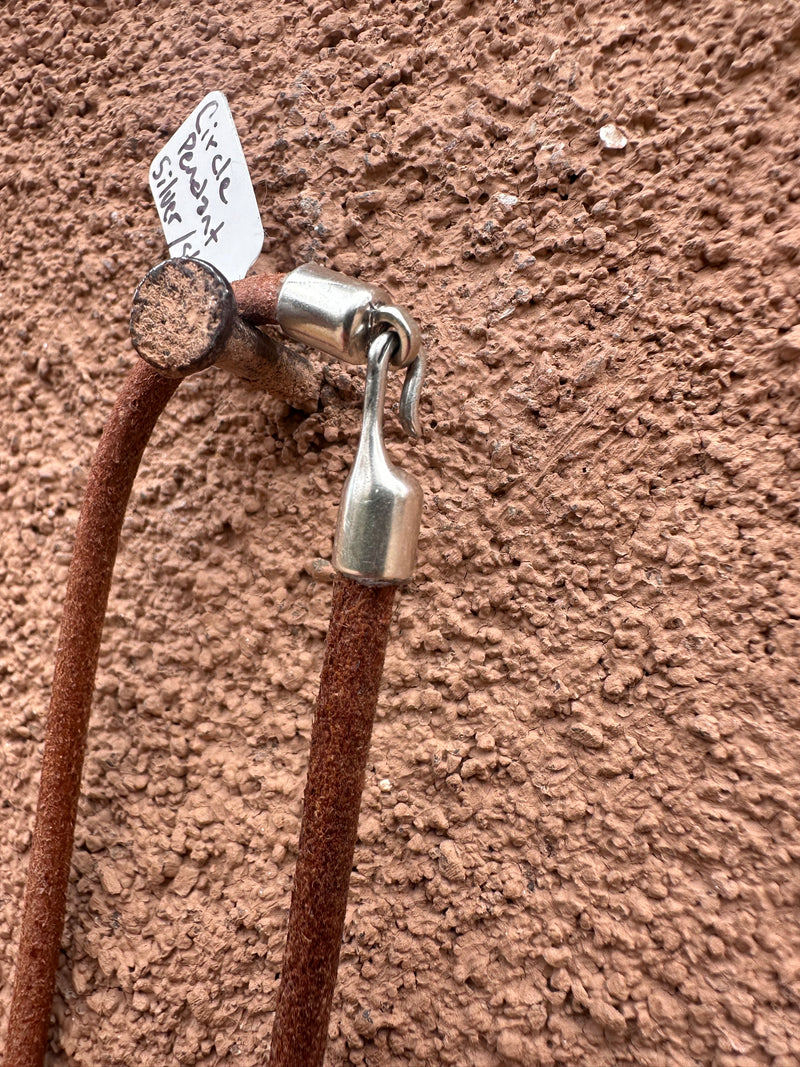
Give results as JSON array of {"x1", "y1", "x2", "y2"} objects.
[
  {"x1": 276, "y1": 262, "x2": 421, "y2": 369},
  {"x1": 332, "y1": 332, "x2": 423, "y2": 584}
]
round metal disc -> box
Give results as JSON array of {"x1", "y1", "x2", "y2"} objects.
[{"x1": 129, "y1": 257, "x2": 236, "y2": 378}]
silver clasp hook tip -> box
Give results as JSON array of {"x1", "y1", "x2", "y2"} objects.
[{"x1": 399, "y1": 348, "x2": 425, "y2": 438}]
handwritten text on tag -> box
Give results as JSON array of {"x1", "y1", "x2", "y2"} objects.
[{"x1": 149, "y1": 91, "x2": 264, "y2": 282}]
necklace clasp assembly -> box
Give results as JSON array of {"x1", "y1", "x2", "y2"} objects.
[
  {"x1": 276, "y1": 263, "x2": 425, "y2": 584},
  {"x1": 276, "y1": 262, "x2": 424, "y2": 437}
]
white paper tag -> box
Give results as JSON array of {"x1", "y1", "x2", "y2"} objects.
[{"x1": 149, "y1": 91, "x2": 264, "y2": 282}]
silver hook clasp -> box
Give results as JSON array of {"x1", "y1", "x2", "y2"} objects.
[
  {"x1": 332, "y1": 331, "x2": 423, "y2": 585},
  {"x1": 275, "y1": 262, "x2": 425, "y2": 437}
]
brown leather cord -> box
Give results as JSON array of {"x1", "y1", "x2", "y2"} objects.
[
  {"x1": 268, "y1": 576, "x2": 397, "y2": 1067},
  {"x1": 232, "y1": 272, "x2": 283, "y2": 326},
  {"x1": 5, "y1": 269, "x2": 398, "y2": 1066},
  {"x1": 214, "y1": 317, "x2": 320, "y2": 413},
  {"x1": 4, "y1": 362, "x2": 180, "y2": 1067}
]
